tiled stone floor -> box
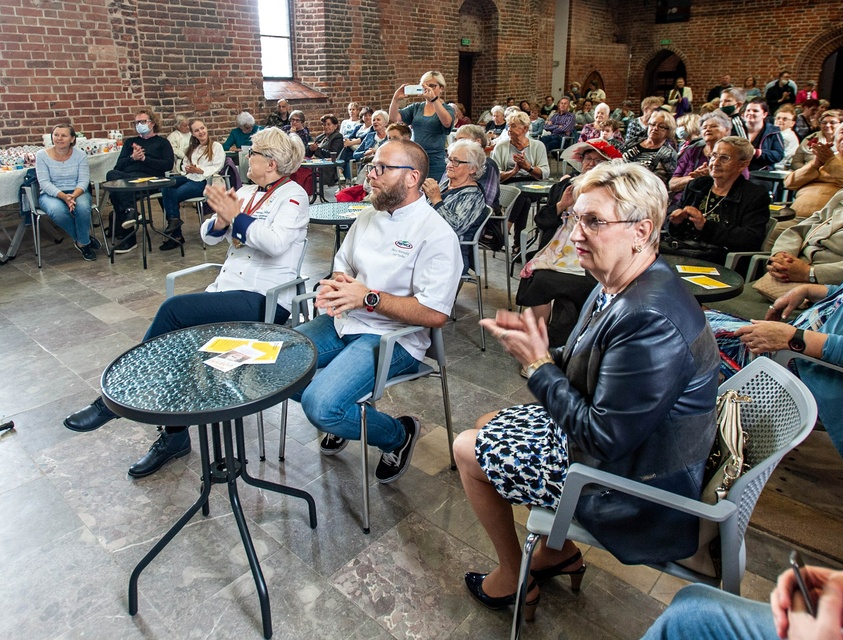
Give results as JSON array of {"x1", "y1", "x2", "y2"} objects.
[{"x1": 1, "y1": 202, "x2": 841, "y2": 640}]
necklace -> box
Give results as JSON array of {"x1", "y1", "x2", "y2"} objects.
[{"x1": 701, "y1": 187, "x2": 725, "y2": 222}]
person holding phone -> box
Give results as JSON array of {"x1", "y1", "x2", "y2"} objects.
[
  {"x1": 640, "y1": 560, "x2": 843, "y2": 639},
  {"x1": 389, "y1": 70, "x2": 454, "y2": 181}
]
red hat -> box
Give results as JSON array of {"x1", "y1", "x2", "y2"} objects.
[{"x1": 562, "y1": 139, "x2": 623, "y2": 171}]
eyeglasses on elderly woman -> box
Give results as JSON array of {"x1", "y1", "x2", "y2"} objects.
[
  {"x1": 563, "y1": 212, "x2": 635, "y2": 234},
  {"x1": 445, "y1": 156, "x2": 470, "y2": 166},
  {"x1": 248, "y1": 149, "x2": 271, "y2": 159}
]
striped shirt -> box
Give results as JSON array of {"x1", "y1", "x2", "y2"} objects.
[{"x1": 35, "y1": 148, "x2": 90, "y2": 197}]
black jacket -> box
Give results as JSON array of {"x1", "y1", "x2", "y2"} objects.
[
  {"x1": 528, "y1": 258, "x2": 720, "y2": 565},
  {"x1": 669, "y1": 174, "x2": 770, "y2": 264}
]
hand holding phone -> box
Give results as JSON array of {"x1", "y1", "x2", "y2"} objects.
[
  {"x1": 404, "y1": 85, "x2": 424, "y2": 96},
  {"x1": 790, "y1": 550, "x2": 818, "y2": 617}
]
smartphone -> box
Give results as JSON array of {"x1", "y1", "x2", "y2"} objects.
[
  {"x1": 404, "y1": 85, "x2": 424, "y2": 96},
  {"x1": 789, "y1": 550, "x2": 817, "y2": 617}
]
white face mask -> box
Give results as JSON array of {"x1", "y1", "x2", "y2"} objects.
[
  {"x1": 136, "y1": 122, "x2": 151, "y2": 135},
  {"x1": 676, "y1": 126, "x2": 687, "y2": 140}
]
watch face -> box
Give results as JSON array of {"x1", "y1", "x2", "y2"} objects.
[{"x1": 365, "y1": 292, "x2": 379, "y2": 307}]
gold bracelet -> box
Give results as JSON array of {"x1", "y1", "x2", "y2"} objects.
[{"x1": 525, "y1": 353, "x2": 554, "y2": 379}]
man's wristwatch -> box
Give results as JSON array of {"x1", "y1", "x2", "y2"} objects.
[
  {"x1": 364, "y1": 290, "x2": 380, "y2": 312},
  {"x1": 808, "y1": 267, "x2": 817, "y2": 283},
  {"x1": 788, "y1": 328, "x2": 806, "y2": 353},
  {"x1": 525, "y1": 353, "x2": 555, "y2": 379}
]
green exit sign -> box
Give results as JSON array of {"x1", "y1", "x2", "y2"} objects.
[
  {"x1": 461, "y1": 38, "x2": 471, "y2": 46},
  {"x1": 660, "y1": 39, "x2": 671, "y2": 45}
]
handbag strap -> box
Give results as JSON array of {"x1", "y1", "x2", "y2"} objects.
[{"x1": 715, "y1": 389, "x2": 751, "y2": 499}]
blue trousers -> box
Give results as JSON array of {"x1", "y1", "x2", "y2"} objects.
[
  {"x1": 293, "y1": 314, "x2": 420, "y2": 451},
  {"x1": 38, "y1": 191, "x2": 93, "y2": 246},
  {"x1": 641, "y1": 584, "x2": 777, "y2": 640},
  {"x1": 162, "y1": 175, "x2": 207, "y2": 222}
]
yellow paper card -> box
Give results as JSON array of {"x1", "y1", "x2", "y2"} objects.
[
  {"x1": 675, "y1": 265, "x2": 720, "y2": 275},
  {"x1": 682, "y1": 275, "x2": 729, "y2": 289}
]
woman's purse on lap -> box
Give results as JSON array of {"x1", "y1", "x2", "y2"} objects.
[{"x1": 519, "y1": 216, "x2": 584, "y2": 279}]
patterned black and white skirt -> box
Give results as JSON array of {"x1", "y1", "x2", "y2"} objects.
[{"x1": 475, "y1": 403, "x2": 569, "y2": 510}]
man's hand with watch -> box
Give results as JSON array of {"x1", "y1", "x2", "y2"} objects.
[{"x1": 314, "y1": 273, "x2": 372, "y2": 317}]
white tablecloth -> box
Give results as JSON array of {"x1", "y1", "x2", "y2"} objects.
[{"x1": 0, "y1": 151, "x2": 119, "y2": 208}]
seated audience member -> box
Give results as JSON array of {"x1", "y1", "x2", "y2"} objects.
[
  {"x1": 335, "y1": 122, "x2": 413, "y2": 202},
  {"x1": 610, "y1": 100, "x2": 635, "y2": 126},
  {"x1": 773, "y1": 106, "x2": 800, "y2": 169},
  {"x1": 389, "y1": 71, "x2": 454, "y2": 180},
  {"x1": 707, "y1": 73, "x2": 732, "y2": 103},
  {"x1": 159, "y1": 119, "x2": 224, "y2": 251},
  {"x1": 600, "y1": 119, "x2": 624, "y2": 150},
  {"x1": 779, "y1": 120, "x2": 843, "y2": 228},
  {"x1": 625, "y1": 96, "x2": 662, "y2": 144},
  {"x1": 565, "y1": 82, "x2": 582, "y2": 104},
  {"x1": 485, "y1": 105, "x2": 507, "y2": 141},
  {"x1": 742, "y1": 75, "x2": 762, "y2": 100},
  {"x1": 292, "y1": 140, "x2": 461, "y2": 484},
  {"x1": 282, "y1": 110, "x2": 311, "y2": 147},
  {"x1": 765, "y1": 70, "x2": 797, "y2": 107},
  {"x1": 106, "y1": 108, "x2": 175, "y2": 254},
  {"x1": 669, "y1": 110, "x2": 732, "y2": 205},
  {"x1": 421, "y1": 139, "x2": 488, "y2": 274},
  {"x1": 665, "y1": 136, "x2": 770, "y2": 264},
  {"x1": 540, "y1": 95, "x2": 556, "y2": 118},
  {"x1": 668, "y1": 77, "x2": 693, "y2": 116},
  {"x1": 621, "y1": 109, "x2": 678, "y2": 186},
  {"x1": 541, "y1": 97, "x2": 577, "y2": 153},
  {"x1": 743, "y1": 99, "x2": 784, "y2": 171},
  {"x1": 506, "y1": 96, "x2": 516, "y2": 108},
  {"x1": 353, "y1": 109, "x2": 389, "y2": 169},
  {"x1": 719, "y1": 87, "x2": 748, "y2": 138},
  {"x1": 492, "y1": 110, "x2": 551, "y2": 246},
  {"x1": 223, "y1": 111, "x2": 263, "y2": 151},
  {"x1": 579, "y1": 103, "x2": 622, "y2": 145},
  {"x1": 796, "y1": 80, "x2": 818, "y2": 105},
  {"x1": 455, "y1": 162, "x2": 718, "y2": 618},
  {"x1": 585, "y1": 80, "x2": 605, "y2": 104},
  {"x1": 34, "y1": 124, "x2": 99, "y2": 261},
  {"x1": 575, "y1": 98, "x2": 595, "y2": 126},
  {"x1": 63, "y1": 128, "x2": 309, "y2": 477},
  {"x1": 765, "y1": 188, "x2": 843, "y2": 286},
  {"x1": 265, "y1": 98, "x2": 292, "y2": 129},
  {"x1": 516, "y1": 139, "x2": 621, "y2": 349},
  {"x1": 448, "y1": 124, "x2": 500, "y2": 213},
  {"x1": 706, "y1": 282, "x2": 843, "y2": 459},
  {"x1": 307, "y1": 113, "x2": 344, "y2": 186},
  {"x1": 791, "y1": 108, "x2": 840, "y2": 169},
  {"x1": 519, "y1": 100, "x2": 531, "y2": 114},
  {"x1": 453, "y1": 102, "x2": 472, "y2": 127},
  {"x1": 528, "y1": 104, "x2": 546, "y2": 139},
  {"x1": 794, "y1": 99, "x2": 820, "y2": 140},
  {"x1": 167, "y1": 115, "x2": 192, "y2": 171},
  {"x1": 641, "y1": 564, "x2": 843, "y2": 640},
  {"x1": 337, "y1": 104, "x2": 367, "y2": 182},
  {"x1": 339, "y1": 102, "x2": 361, "y2": 138},
  {"x1": 675, "y1": 113, "x2": 702, "y2": 155}
]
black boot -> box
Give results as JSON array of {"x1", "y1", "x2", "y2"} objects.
[{"x1": 128, "y1": 428, "x2": 191, "y2": 478}]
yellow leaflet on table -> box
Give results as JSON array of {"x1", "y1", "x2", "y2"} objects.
[
  {"x1": 675, "y1": 265, "x2": 720, "y2": 275},
  {"x1": 198, "y1": 337, "x2": 283, "y2": 363},
  {"x1": 682, "y1": 275, "x2": 729, "y2": 289}
]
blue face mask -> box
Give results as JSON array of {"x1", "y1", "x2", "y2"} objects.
[
  {"x1": 676, "y1": 126, "x2": 687, "y2": 140},
  {"x1": 136, "y1": 122, "x2": 151, "y2": 135}
]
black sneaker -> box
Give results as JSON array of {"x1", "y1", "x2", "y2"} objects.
[
  {"x1": 88, "y1": 237, "x2": 102, "y2": 251},
  {"x1": 375, "y1": 416, "x2": 420, "y2": 484},
  {"x1": 159, "y1": 236, "x2": 185, "y2": 251},
  {"x1": 164, "y1": 217, "x2": 184, "y2": 234},
  {"x1": 113, "y1": 233, "x2": 137, "y2": 254},
  {"x1": 76, "y1": 243, "x2": 97, "y2": 261},
  {"x1": 320, "y1": 433, "x2": 348, "y2": 455},
  {"x1": 119, "y1": 207, "x2": 138, "y2": 230}
]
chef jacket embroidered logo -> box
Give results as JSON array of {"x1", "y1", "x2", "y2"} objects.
[{"x1": 391, "y1": 239, "x2": 413, "y2": 258}]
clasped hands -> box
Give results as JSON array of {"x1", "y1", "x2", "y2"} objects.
[
  {"x1": 204, "y1": 183, "x2": 241, "y2": 229},
  {"x1": 767, "y1": 252, "x2": 810, "y2": 283},
  {"x1": 421, "y1": 178, "x2": 442, "y2": 205},
  {"x1": 668, "y1": 205, "x2": 706, "y2": 230},
  {"x1": 480, "y1": 309, "x2": 551, "y2": 367},
  {"x1": 315, "y1": 274, "x2": 369, "y2": 317},
  {"x1": 60, "y1": 192, "x2": 77, "y2": 212},
  {"x1": 130, "y1": 143, "x2": 146, "y2": 162}
]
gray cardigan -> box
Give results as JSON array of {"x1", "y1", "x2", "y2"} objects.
[{"x1": 528, "y1": 257, "x2": 720, "y2": 565}]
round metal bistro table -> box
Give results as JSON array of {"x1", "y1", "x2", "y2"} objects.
[
  {"x1": 101, "y1": 322, "x2": 317, "y2": 639},
  {"x1": 662, "y1": 254, "x2": 745, "y2": 304},
  {"x1": 309, "y1": 201, "x2": 366, "y2": 256}
]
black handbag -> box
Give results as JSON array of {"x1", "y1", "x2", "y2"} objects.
[{"x1": 659, "y1": 235, "x2": 722, "y2": 262}]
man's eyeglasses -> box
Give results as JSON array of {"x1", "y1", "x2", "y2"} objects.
[
  {"x1": 367, "y1": 164, "x2": 415, "y2": 176},
  {"x1": 248, "y1": 149, "x2": 270, "y2": 159},
  {"x1": 708, "y1": 152, "x2": 734, "y2": 163},
  {"x1": 135, "y1": 119, "x2": 151, "y2": 125},
  {"x1": 290, "y1": 117, "x2": 303, "y2": 123},
  {"x1": 565, "y1": 212, "x2": 634, "y2": 234},
  {"x1": 446, "y1": 156, "x2": 469, "y2": 166}
]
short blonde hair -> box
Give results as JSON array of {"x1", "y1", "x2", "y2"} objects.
[
  {"x1": 505, "y1": 110, "x2": 530, "y2": 128},
  {"x1": 641, "y1": 96, "x2": 662, "y2": 112},
  {"x1": 676, "y1": 113, "x2": 701, "y2": 138},
  {"x1": 421, "y1": 70, "x2": 446, "y2": 88},
  {"x1": 250, "y1": 127, "x2": 305, "y2": 176},
  {"x1": 648, "y1": 110, "x2": 677, "y2": 139},
  {"x1": 573, "y1": 160, "x2": 666, "y2": 249},
  {"x1": 717, "y1": 136, "x2": 754, "y2": 163}
]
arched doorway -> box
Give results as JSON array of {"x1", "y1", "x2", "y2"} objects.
[
  {"x1": 642, "y1": 50, "x2": 687, "y2": 100},
  {"x1": 819, "y1": 48, "x2": 842, "y2": 107},
  {"x1": 458, "y1": 0, "x2": 499, "y2": 121}
]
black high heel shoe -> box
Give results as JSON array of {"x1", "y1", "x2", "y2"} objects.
[
  {"x1": 529, "y1": 550, "x2": 587, "y2": 591},
  {"x1": 464, "y1": 572, "x2": 540, "y2": 620}
]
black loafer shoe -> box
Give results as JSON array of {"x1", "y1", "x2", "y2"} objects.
[
  {"x1": 128, "y1": 429, "x2": 191, "y2": 478},
  {"x1": 159, "y1": 236, "x2": 185, "y2": 251},
  {"x1": 64, "y1": 397, "x2": 118, "y2": 432}
]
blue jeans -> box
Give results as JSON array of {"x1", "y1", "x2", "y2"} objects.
[
  {"x1": 38, "y1": 191, "x2": 92, "y2": 246},
  {"x1": 144, "y1": 290, "x2": 290, "y2": 341},
  {"x1": 294, "y1": 314, "x2": 420, "y2": 451},
  {"x1": 541, "y1": 136, "x2": 564, "y2": 153},
  {"x1": 641, "y1": 584, "x2": 777, "y2": 640},
  {"x1": 162, "y1": 176, "x2": 207, "y2": 222}
]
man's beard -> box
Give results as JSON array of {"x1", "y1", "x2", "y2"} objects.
[{"x1": 371, "y1": 181, "x2": 407, "y2": 212}]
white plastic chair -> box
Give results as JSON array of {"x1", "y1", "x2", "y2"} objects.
[
  {"x1": 164, "y1": 238, "x2": 309, "y2": 461},
  {"x1": 510, "y1": 356, "x2": 818, "y2": 640},
  {"x1": 455, "y1": 206, "x2": 493, "y2": 350},
  {"x1": 480, "y1": 183, "x2": 520, "y2": 310},
  {"x1": 277, "y1": 298, "x2": 455, "y2": 533}
]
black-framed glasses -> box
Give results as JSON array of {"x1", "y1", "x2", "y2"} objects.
[
  {"x1": 367, "y1": 164, "x2": 415, "y2": 176},
  {"x1": 248, "y1": 149, "x2": 270, "y2": 159},
  {"x1": 290, "y1": 117, "x2": 303, "y2": 123},
  {"x1": 648, "y1": 122, "x2": 670, "y2": 131},
  {"x1": 565, "y1": 212, "x2": 634, "y2": 234},
  {"x1": 445, "y1": 156, "x2": 469, "y2": 166}
]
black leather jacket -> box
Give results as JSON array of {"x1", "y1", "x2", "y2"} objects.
[{"x1": 528, "y1": 257, "x2": 720, "y2": 565}]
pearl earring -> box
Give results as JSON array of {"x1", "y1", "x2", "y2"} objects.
[{"x1": 633, "y1": 244, "x2": 643, "y2": 253}]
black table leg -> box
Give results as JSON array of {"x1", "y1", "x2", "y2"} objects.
[
  {"x1": 129, "y1": 424, "x2": 213, "y2": 616},
  {"x1": 222, "y1": 421, "x2": 273, "y2": 640},
  {"x1": 235, "y1": 417, "x2": 318, "y2": 529}
]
